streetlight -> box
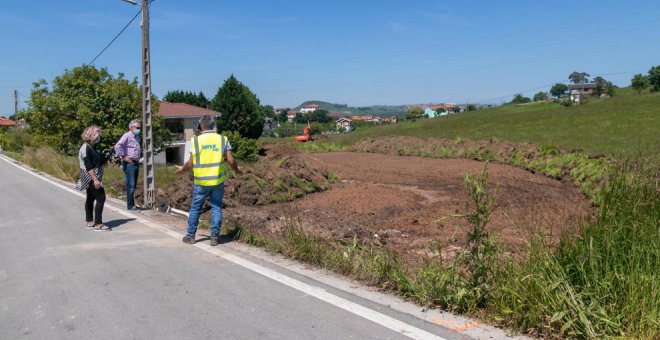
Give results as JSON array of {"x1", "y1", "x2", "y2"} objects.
[{"x1": 121, "y1": 0, "x2": 155, "y2": 209}]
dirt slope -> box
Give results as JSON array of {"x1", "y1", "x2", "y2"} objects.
[{"x1": 224, "y1": 151, "x2": 593, "y2": 265}]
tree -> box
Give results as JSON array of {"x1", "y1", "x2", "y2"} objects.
[
  {"x1": 550, "y1": 83, "x2": 568, "y2": 98},
  {"x1": 511, "y1": 93, "x2": 531, "y2": 104},
  {"x1": 276, "y1": 110, "x2": 288, "y2": 124},
  {"x1": 631, "y1": 73, "x2": 650, "y2": 94},
  {"x1": 405, "y1": 106, "x2": 424, "y2": 121},
  {"x1": 27, "y1": 65, "x2": 167, "y2": 155},
  {"x1": 163, "y1": 90, "x2": 208, "y2": 108},
  {"x1": 606, "y1": 82, "x2": 616, "y2": 97},
  {"x1": 306, "y1": 109, "x2": 331, "y2": 123},
  {"x1": 293, "y1": 112, "x2": 305, "y2": 124},
  {"x1": 466, "y1": 104, "x2": 478, "y2": 111},
  {"x1": 210, "y1": 75, "x2": 264, "y2": 139},
  {"x1": 569, "y1": 71, "x2": 590, "y2": 84},
  {"x1": 648, "y1": 65, "x2": 660, "y2": 92},
  {"x1": 261, "y1": 105, "x2": 275, "y2": 118},
  {"x1": 533, "y1": 91, "x2": 548, "y2": 102},
  {"x1": 593, "y1": 76, "x2": 607, "y2": 97}
]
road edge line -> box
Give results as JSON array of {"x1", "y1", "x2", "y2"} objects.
[{"x1": 0, "y1": 154, "x2": 449, "y2": 340}]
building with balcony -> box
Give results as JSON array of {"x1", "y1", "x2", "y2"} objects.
[{"x1": 155, "y1": 101, "x2": 222, "y2": 165}]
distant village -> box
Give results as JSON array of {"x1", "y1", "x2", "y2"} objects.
[{"x1": 268, "y1": 102, "x2": 460, "y2": 133}]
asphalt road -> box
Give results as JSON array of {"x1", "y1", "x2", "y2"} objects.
[{"x1": 0, "y1": 156, "x2": 478, "y2": 340}]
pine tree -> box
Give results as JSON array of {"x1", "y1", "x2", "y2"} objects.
[{"x1": 211, "y1": 75, "x2": 264, "y2": 139}]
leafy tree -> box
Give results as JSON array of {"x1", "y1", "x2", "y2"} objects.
[
  {"x1": 511, "y1": 94, "x2": 531, "y2": 104},
  {"x1": 466, "y1": 104, "x2": 478, "y2": 111},
  {"x1": 163, "y1": 90, "x2": 208, "y2": 108},
  {"x1": 631, "y1": 73, "x2": 650, "y2": 94},
  {"x1": 274, "y1": 123, "x2": 295, "y2": 138},
  {"x1": 276, "y1": 110, "x2": 288, "y2": 124},
  {"x1": 533, "y1": 91, "x2": 548, "y2": 101},
  {"x1": 569, "y1": 71, "x2": 590, "y2": 84},
  {"x1": 27, "y1": 65, "x2": 167, "y2": 154},
  {"x1": 405, "y1": 106, "x2": 425, "y2": 121},
  {"x1": 210, "y1": 75, "x2": 264, "y2": 139},
  {"x1": 293, "y1": 113, "x2": 306, "y2": 124},
  {"x1": 261, "y1": 105, "x2": 275, "y2": 118},
  {"x1": 593, "y1": 76, "x2": 607, "y2": 97},
  {"x1": 304, "y1": 109, "x2": 331, "y2": 123},
  {"x1": 648, "y1": 65, "x2": 660, "y2": 92},
  {"x1": 593, "y1": 76, "x2": 616, "y2": 97},
  {"x1": 606, "y1": 82, "x2": 616, "y2": 97},
  {"x1": 550, "y1": 83, "x2": 568, "y2": 98}
]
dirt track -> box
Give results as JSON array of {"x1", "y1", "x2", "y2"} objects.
[{"x1": 224, "y1": 151, "x2": 593, "y2": 264}]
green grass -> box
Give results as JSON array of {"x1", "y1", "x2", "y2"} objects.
[
  {"x1": 331, "y1": 90, "x2": 660, "y2": 156},
  {"x1": 490, "y1": 159, "x2": 660, "y2": 338},
  {"x1": 6, "y1": 147, "x2": 179, "y2": 194}
]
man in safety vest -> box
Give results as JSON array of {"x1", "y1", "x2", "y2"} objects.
[{"x1": 175, "y1": 115, "x2": 243, "y2": 246}]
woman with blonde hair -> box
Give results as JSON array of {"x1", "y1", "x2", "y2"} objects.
[{"x1": 76, "y1": 125, "x2": 110, "y2": 231}]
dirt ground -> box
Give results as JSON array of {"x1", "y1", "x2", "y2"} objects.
[{"x1": 220, "y1": 148, "x2": 594, "y2": 265}]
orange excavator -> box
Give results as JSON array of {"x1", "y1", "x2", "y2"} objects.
[{"x1": 295, "y1": 123, "x2": 313, "y2": 142}]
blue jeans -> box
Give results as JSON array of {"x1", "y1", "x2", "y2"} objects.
[
  {"x1": 122, "y1": 162, "x2": 140, "y2": 209},
  {"x1": 187, "y1": 183, "x2": 225, "y2": 237}
]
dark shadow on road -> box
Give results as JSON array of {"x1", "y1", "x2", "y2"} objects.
[
  {"x1": 195, "y1": 234, "x2": 237, "y2": 245},
  {"x1": 105, "y1": 218, "x2": 136, "y2": 229}
]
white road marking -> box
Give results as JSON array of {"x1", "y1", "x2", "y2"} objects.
[{"x1": 0, "y1": 155, "x2": 448, "y2": 340}]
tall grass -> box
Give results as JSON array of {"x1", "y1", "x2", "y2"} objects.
[
  {"x1": 8, "y1": 146, "x2": 179, "y2": 189},
  {"x1": 491, "y1": 159, "x2": 660, "y2": 338},
  {"x1": 230, "y1": 160, "x2": 659, "y2": 338}
]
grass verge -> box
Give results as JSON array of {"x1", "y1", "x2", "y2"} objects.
[{"x1": 225, "y1": 158, "x2": 659, "y2": 338}]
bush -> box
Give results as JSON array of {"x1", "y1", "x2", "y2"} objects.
[
  {"x1": 224, "y1": 131, "x2": 259, "y2": 162},
  {"x1": 0, "y1": 128, "x2": 36, "y2": 152}
]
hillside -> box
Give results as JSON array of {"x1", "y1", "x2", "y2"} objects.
[
  {"x1": 294, "y1": 100, "x2": 406, "y2": 117},
  {"x1": 331, "y1": 89, "x2": 660, "y2": 156}
]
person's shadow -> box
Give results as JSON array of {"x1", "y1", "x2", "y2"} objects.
[
  {"x1": 105, "y1": 218, "x2": 136, "y2": 229},
  {"x1": 196, "y1": 234, "x2": 236, "y2": 244}
]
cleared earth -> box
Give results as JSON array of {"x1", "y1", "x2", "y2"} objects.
[{"x1": 206, "y1": 145, "x2": 595, "y2": 266}]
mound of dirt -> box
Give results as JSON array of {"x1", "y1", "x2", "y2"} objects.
[
  {"x1": 146, "y1": 152, "x2": 336, "y2": 212},
  {"x1": 223, "y1": 150, "x2": 594, "y2": 266},
  {"x1": 133, "y1": 139, "x2": 594, "y2": 267}
]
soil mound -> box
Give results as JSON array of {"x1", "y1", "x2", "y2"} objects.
[{"x1": 225, "y1": 150, "x2": 594, "y2": 265}]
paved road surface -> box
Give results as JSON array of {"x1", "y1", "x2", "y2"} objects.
[{"x1": 0, "y1": 156, "x2": 480, "y2": 340}]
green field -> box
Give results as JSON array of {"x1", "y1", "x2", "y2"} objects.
[{"x1": 332, "y1": 88, "x2": 660, "y2": 156}]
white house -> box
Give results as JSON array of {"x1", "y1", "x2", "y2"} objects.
[
  {"x1": 155, "y1": 101, "x2": 221, "y2": 165},
  {"x1": 569, "y1": 83, "x2": 597, "y2": 104},
  {"x1": 336, "y1": 117, "x2": 352, "y2": 132},
  {"x1": 300, "y1": 103, "x2": 320, "y2": 113}
]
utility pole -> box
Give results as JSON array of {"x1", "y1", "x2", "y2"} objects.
[
  {"x1": 14, "y1": 90, "x2": 18, "y2": 117},
  {"x1": 141, "y1": 0, "x2": 155, "y2": 209}
]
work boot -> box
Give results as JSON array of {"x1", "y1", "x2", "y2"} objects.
[
  {"x1": 182, "y1": 234, "x2": 196, "y2": 244},
  {"x1": 210, "y1": 234, "x2": 220, "y2": 246}
]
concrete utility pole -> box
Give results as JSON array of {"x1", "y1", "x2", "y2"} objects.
[
  {"x1": 14, "y1": 90, "x2": 18, "y2": 117},
  {"x1": 141, "y1": 0, "x2": 155, "y2": 208}
]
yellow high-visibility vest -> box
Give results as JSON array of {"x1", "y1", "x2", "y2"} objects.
[{"x1": 191, "y1": 132, "x2": 227, "y2": 186}]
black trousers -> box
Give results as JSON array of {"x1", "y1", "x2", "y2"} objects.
[{"x1": 85, "y1": 185, "x2": 106, "y2": 224}]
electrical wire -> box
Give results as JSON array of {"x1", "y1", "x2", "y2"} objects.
[{"x1": 87, "y1": 8, "x2": 142, "y2": 65}]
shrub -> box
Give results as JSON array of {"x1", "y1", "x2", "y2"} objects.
[{"x1": 224, "y1": 131, "x2": 259, "y2": 162}]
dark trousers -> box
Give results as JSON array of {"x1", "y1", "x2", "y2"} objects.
[
  {"x1": 85, "y1": 185, "x2": 106, "y2": 224},
  {"x1": 122, "y1": 162, "x2": 139, "y2": 209}
]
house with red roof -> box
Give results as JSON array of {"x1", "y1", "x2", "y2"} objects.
[
  {"x1": 0, "y1": 117, "x2": 17, "y2": 127},
  {"x1": 155, "y1": 101, "x2": 222, "y2": 164}
]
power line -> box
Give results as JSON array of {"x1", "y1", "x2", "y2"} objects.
[{"x1": 87, "y1": 8, "x2": 142, "y2": 65}]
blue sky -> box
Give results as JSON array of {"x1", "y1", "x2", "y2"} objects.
[{"x1": 1, "y1": 0, "x2": 659, "y2": 115}]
